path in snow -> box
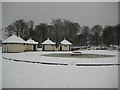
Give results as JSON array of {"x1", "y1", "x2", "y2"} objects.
[{"x1": 3, "y1": 56, "x2": 120, "y2": 66}]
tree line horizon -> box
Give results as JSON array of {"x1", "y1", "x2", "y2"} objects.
[{"x1": 4, "y1": 18, "x2": 120, "y2": 47}]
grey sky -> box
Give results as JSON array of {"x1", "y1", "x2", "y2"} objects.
[
  {"x1": 118, "y1": 2, "x2": 120, "y2": 24},
  {"x1": 0, "y1": 2, "x2": 1, "y2": 28},
  {"x1": 0, "y1": 2, "x2": 2, "y2": 29},
  {"x1": 2, "y1": 2, "x2": 118, "y2": 29}
]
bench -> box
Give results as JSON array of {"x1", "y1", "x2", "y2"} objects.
[{"x1": 71, "y1": 51, "x2": 82, "y2": 56}]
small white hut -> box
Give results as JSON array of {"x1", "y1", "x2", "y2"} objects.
[
  {"x1": 41, "y1": 38, "x2": 55, "y2": 51},
  {"x1": 2, "y1": 35, "x2": 26, "y2": 53},
  {"x1": 26, "y1": 37, "x2": 38, "y2": 51},
  {"x1": 59, "y1": 38, "x2": 72, "y2": 51}
]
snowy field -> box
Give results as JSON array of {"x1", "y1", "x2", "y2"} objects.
[
  {"x1": 0, "y1": 47, "x2": 2, "y2": 89},
  {"x1": 3, "y1": 50, "x2": 118, "y2": 64},
  {"x1": 2, "y1": 49, "x2": 119, "y2": 88}
]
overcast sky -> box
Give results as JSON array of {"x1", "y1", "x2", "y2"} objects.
[
  {"x1": 2, "y1": 2, "x2": 118, "y2": 29},
  {"x1": 0, "y1": 2, "x2": 1, "y2": 28}
]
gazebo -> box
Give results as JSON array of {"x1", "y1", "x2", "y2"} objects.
[
  {"x1": 26, "y1": 37, "x2": 38, "y2": 51},
  {"x1": 59, "y1": 38, "x2": 72, "y2": 51},
  {"x1": 41, "y1": 38, "x2": 55, "y2": 51},
  {"x1": 2, "y1": 35, "x2": 26, "y2": 53}
]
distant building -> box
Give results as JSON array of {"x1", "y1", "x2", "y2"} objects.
[
  {"x1": 59, "y1": 38, "x2": 72, "y2": 51},
  {"x1": 2, "y1": 35, "x2": 26, "y2": 53},
  {"x1": 41, "y1": 38, "x2": 56, "y2": 51},
  {"x1": 26, "y1": 37, "x2": 38, "y2": 51}
]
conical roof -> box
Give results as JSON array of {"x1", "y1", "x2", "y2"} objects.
[
  {"x1": 41, "y1": 38, "x2": 55, "y2": 45},
  {"x1": 2, "y1": 35, "x2": 26, "y2": 44},
  {"x1": 26, "y1": 37, "x2": 38, "y2": 44},
  {"x1": 60, "y1": 38, "x2": 72, "y2": 45}
]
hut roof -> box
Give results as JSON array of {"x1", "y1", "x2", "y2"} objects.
[
  {"x1": 60, "y1": 38, "x2": 72, "y2": 45},
  {"x1": 2, "y1": 35, "x2": 26, "y2": 44},
  {"x1": 41, "y1": 38, "x2": 55, "y2": 45},
  {"x1": 26, "y1": 37, "x2": 38, "y2": 44}
]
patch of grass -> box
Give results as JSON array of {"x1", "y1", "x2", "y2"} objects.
[{"x1": 42, "y1": 53, "x2": 115, "y2": 58}]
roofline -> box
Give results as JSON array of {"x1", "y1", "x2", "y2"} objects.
[
  {"x1": 60, "y1": 44, "x2": 72, "y2": 45},
  {"x1": 27, "y1": 43, "x2": 38, "y2": 45},
  {"x1": 2, "y1": 42, "x2": 26, "y2": 44}
]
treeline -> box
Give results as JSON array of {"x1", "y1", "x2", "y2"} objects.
[{"x1": 4, "y1": 19, "x2": 120, "y2": 47}]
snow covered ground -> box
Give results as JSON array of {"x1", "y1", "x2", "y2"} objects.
[
  {"x1": 3, "y1": 50, "x2": 118, "y2": 64},
  {"x1": 2, "y1": 49, "x2": 119, "y2": 88},
  {"x1": 0, "y1": 47, "x2": 2, "y2": 89}
]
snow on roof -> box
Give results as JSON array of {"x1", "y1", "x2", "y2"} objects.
[
  {"x1": 41, "y1": 38, "x2": 55, "y2": 45},
  {"x1": 2, "y1": 35, "x2": 26, "y2": 44},
  {"x1": 26, "y1": 37, "x2": 38, "y2": 44},
  {"x1": 60, "y1": 38, "x2": 72, "y2": 45}
]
